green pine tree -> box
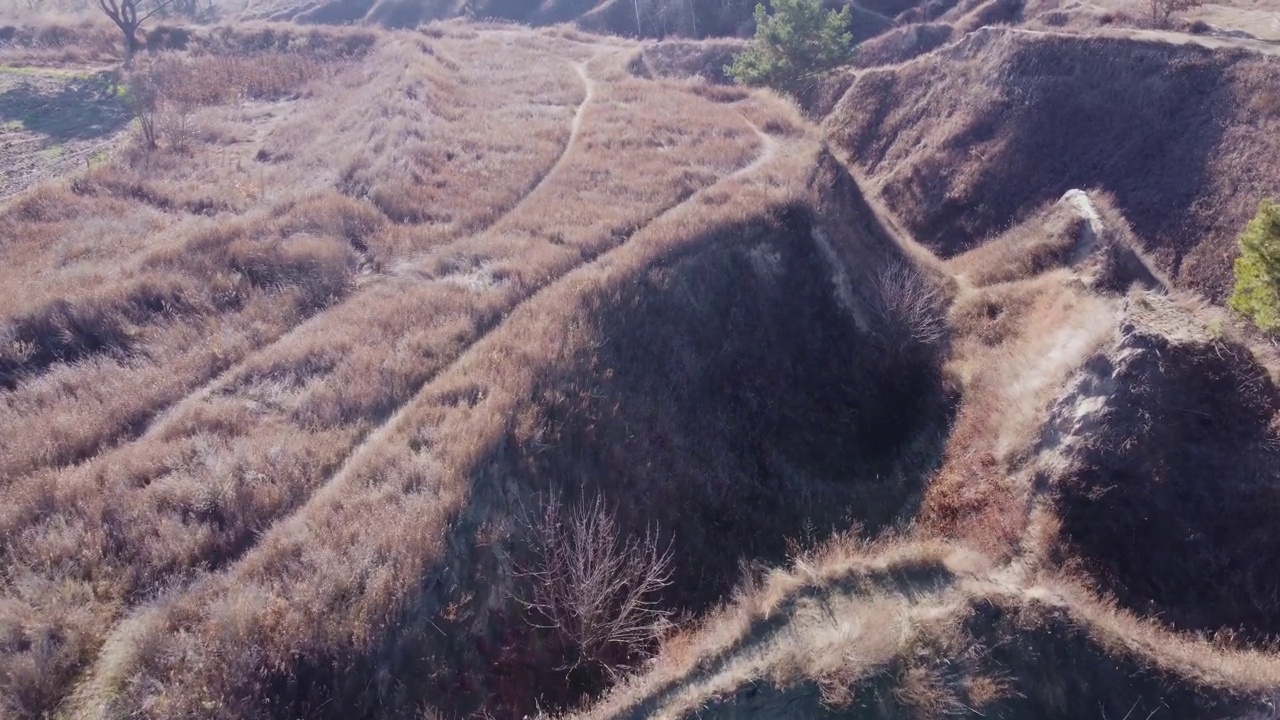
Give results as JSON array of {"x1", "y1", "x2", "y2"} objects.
[
  {"x1": 1230, "y1": 200, "x2": 1280, "y2": 332},
  {"x1": 725, "y1": 0, "x2": 854, "y2": 90}
]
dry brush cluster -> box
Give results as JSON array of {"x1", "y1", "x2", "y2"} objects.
[{"x1": 510, "y1": 494, "x2": 675, "y2": 679}]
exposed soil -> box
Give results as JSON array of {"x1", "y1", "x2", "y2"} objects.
[
  {"x1": 0, "y1": 66, "x2": 128, "y2": 202},
  {"x1": 1043, "y1": 295, "x2": 1280, "y2": 637}
]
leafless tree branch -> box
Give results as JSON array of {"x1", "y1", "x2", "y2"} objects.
[
  {"x1": 510, "y1": 493, "x2": 674, "y2": 676},
  {"x1": 96, "y1": 0, "x2": 175, "y2": 59}
]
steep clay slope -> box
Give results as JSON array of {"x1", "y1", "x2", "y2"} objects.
[
  {"x1": 1036, "y1": 294, "x2": 1280, "y2": 637},
  {"x1": 823, "y1": 26, "x2": 1280, "y2": 301}
]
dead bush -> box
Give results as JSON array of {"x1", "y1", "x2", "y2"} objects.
[
  {"x1": 873, "y1": 261, "x2": 949, "y2": 347},
  {"x1": 512, "y1": 494, "x2": 674, "y2": 678},
  {"x1": 125, "y1": 50, "x2": 328, "y2": 151},
  {"x1": 1148, "y1": 0, "x2": 1202, "y2": 27}
]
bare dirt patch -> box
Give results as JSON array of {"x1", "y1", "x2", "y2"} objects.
[{"x1": 0, "y1": 66, "x2": 128, "y2": 202}]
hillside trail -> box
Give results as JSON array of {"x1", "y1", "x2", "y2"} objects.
[
  {"x1": 278, "y1": 97, "x2": 786, "y2": 533},
  {"x1": 300, "y1": 100, "x2": 782, "y2": 518},
  {"x1": 500, "y1": 63, "x2": 595, "y2": 220},
  {"x1": 999, "y1": 21, "x2": 1280, "y2": 54},
  {"x1": 1100, "y1": 23, "x2": 1280, "y2": 54},
  {"x1": 389, "y1": 57, "x2": 597, "y2": 278},
  {"x1": 735, "y1": 122, "x2": 778, "y2": 177},
  {"x1": 79, "y1": 49, "x2": 599, "y2": 459},
  {"x1": 824, "y1": 145, "x2": 947, "y2": 275},
  {"x1": 1062, "y1": 188, "x2": 1105, "y2": 264},
  {"x1": 66, "y1": 50, "x2": 793, "y2": 712},
  {"x1": 841, "y1": 19, "x2": 1280, "y2": 82}
]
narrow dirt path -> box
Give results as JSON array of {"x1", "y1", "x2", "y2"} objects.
[
  {"x1": 66, "y1": 94, "x2": 788, "y2": 719},
  {"x1": 298, "y1": 107, "x2": 781, "y2": 525},
  {"x1": 389, "y1": 58, "x2": 596, "y2": 278},
  {"x1": 734, "y1": 121, "x2": 778, "y2": 178},
  {"x1": 495, "y1": 62, "x2": 595, "y2": 221},
  {"x1": 826, "y1": 146, "x2": 947, "y2": 274},
  {"x1": 59, "y1": 56, "x2": 596, "y2": 463},
  {"x1": 1063, "y1": 188, "x2": 1104, "y2": 264}
]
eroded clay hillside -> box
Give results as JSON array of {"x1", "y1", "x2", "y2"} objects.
[
  {"x1": 0, "y1": 22, "x2": 959, "y2": 720},
  {"x1": 3, "y1": 4, "x2": 1280, "y2": 720},
  {"x1": 821, "y1": 24, "x2": 1280, "y2": 301}
]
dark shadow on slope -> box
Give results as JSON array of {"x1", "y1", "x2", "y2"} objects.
[
  {"x1": 505, "y1": 207, "x2": 951, "y2": 607},
  {"x1": 827, "y1": 30, "x2": 1279, "y2": 299},
  {"x1": 962, "y1": 598, "x2": 1261, "y2": 720},
  {"x1": 1053, "y1": 320, "x2": 1280, "y2": 639},
  {"x1": 425, "y1": 206, "x2": 952, "y2": 717},
  {"x1": 249, "y1": 187, "x2": 956, "y2": 720},
  {"x1": 0, "y1": 288, "x2": 182, "y2": 391},
  {"x1": 943, "y1": 38, "x2": 1229, "y2": 263},
  {"x1": 0, "y1": 73, "x2": 130, "y2": 141}
]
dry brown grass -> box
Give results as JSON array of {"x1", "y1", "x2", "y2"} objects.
[
  {"x1": 570, "y1": 533, "x2": 1280, "y2": 720},
  {"x1": 32, "y1": 60, "x2": 960, "y2": 718},
  {"x1": 63, "y1": 101, "x2": 770, "y2": 719},
  {"x1": 7, "y1": 13, "x2": 1280, "y2": 720},
  {"x1": 947, "y1": 201, "x2": 1084, "y2": 288},
  {"x1": 0, "y1": 29, "x2": 579, "y2": 479},
  {"x1": 922, "y1": 192, "x2": 1280, "y2": 646},
  {"x1": 903, "y1": 190, "x2": 1176, "y2": 560},
  {"x1": 921, "y1": 273, "x2": 1115, "y2": 556},
  {"x1": 0, "y1": 19, "x2": 120, "y2": 65},
  {"x1": 629, "y1": 38, "x2": 746, "y2": 84},
  {"x1": 0, "y1": 27, "x2": 603, "y2": 720},
  {"x1": 1, "y1": 24, "x2": 884, "y2": 720}
]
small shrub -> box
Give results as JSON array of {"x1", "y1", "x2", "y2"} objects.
[
  {"x1": 124, "y1": 61, "x2": 161, "y2": 149},
  {"x1": 1148, "y1": 0, "x2": 1203, "y2": 27},
  {"x1": 1230, "y1": 200, "x2": 1280, "y2": 333},
  {"x1": 511, "y1": 494, "x2": 674, "y2": 677},
  {"x1": 123, "y1": 51, "x2": 326, "y2": 152},
  {"x1": 725, "y1": 0, "x2": 855, "y2": 91},
  {"x1": 873, "y1": 262, "x2": 949, "y2": 347}
]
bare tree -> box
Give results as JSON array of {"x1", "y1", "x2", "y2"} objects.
[
  {"x1": 123, "y1": 54, "x2": 197, "y2": 152},
  {"x1": 96, "y1": 0, "x2": 174, "y2": 61},
  {"x1": 1148, "y1": 0, "x2": 1202, "y2": 26},
  {"x1": 512, "y1": 494, "x2": 674, "y2": 676}
]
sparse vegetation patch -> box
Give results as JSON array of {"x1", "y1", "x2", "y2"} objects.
[
  {"x1": 1230, "y1": 199, "x2": 1280, "y2": 333},
  {"x1": 725, "y1": 0, "x2": 855, "y2": 91}
]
